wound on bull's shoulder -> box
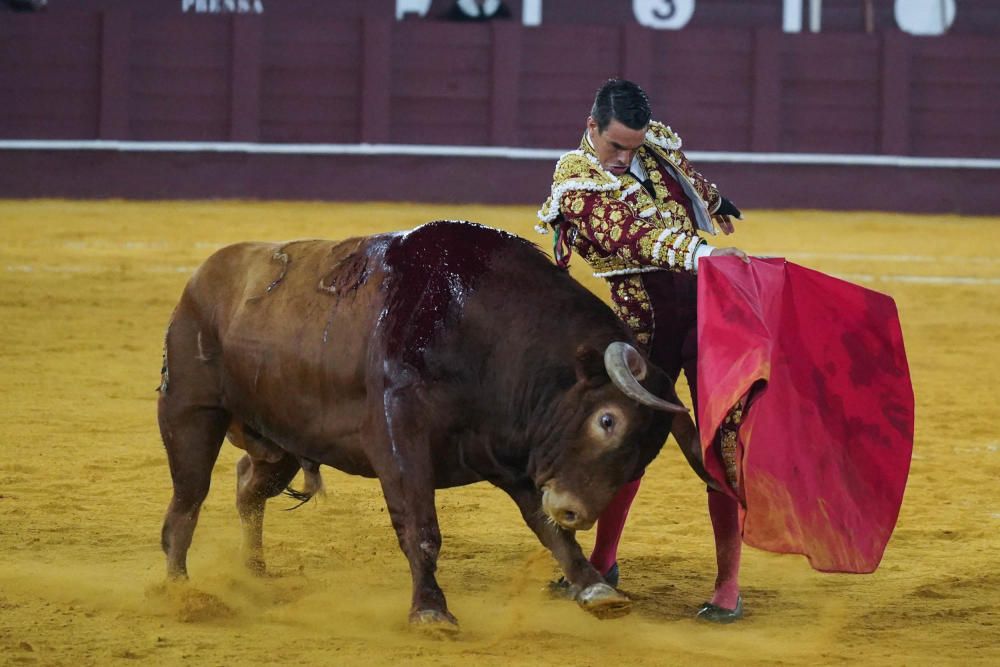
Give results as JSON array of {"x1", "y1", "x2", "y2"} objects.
[{"x1": 246, "y1": 246, "x2": 292, "y2": 303}]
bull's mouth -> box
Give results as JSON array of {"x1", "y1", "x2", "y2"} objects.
[{"x1": 540, "y1": 484, "x2": 596, "y2": 531}]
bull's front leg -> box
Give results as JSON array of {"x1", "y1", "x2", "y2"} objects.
[
  {"x1": 378, "y1": 474, "x2": 455, "y2": 630},
  {"x1": 501, "y1": 481, "x2": 632, "y2": 619},
  {"x1": 373, "y1": 384, "x2": 457, "y2": 632}
]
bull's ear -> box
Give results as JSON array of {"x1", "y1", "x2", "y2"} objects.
[{"x1": 574, "y1": 345, "x2": 606, "y2": 384}]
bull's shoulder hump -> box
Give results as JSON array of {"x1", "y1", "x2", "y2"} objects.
[
  {"x1": 398, "y1": 220, "x2": 529, "y2": 257},
  {"x1": 385, "y1": 221, "x2": 543, "y2": 282}
]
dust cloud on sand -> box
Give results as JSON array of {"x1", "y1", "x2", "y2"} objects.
[{"x1": 1, "y1": 201, "x2": 998, "y2": 665}]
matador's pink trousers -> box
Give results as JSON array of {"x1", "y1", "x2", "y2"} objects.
[{"x1": 590, "y1": 270, "x2": 741, "y2": 610}]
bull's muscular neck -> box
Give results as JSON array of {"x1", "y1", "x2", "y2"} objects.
[{"x1": 374, "y1": 221, "x2": 630, "y2": 485}]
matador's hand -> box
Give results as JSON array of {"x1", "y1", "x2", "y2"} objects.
[
  {"x1": 710, "y1": 246, "x2": 751, "y2": 264},
  {"x1": 714, "y1": 197, "x2": 742, "y2": 235}
]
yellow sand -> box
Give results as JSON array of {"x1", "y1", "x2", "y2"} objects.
[{"x1": 0, "y1": 200, "x2": 997, "y2": 666}]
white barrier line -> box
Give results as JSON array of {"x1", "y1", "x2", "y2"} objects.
[
  {"x1": 836, "y1": 273, "x2": 1000, "y2": 286},
  {"x1": 1, "y1": 139, "x2": 999, "y2": 170},
  {"x1": 768, "y1": 252, "x2": 1000, "y2": 265}
]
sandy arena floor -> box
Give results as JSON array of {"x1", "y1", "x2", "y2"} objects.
[{"x1": 0, "y1": 200, "x2": 998, "y2": 666}]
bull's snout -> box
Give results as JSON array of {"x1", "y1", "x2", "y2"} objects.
[{"x1": 541, "y1": 483, "x2": 595, "y2": 531}]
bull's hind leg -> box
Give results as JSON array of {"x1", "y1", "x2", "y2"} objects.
[
  {"x1": 158, "y1": 315, "x2": 229, "y2": 579},
  {"x1": 159, "y1": 402, "x2": 229, "y2": 579},
  {"x1": 235, "y1": 449, "x2": 301, "y2": 575}
]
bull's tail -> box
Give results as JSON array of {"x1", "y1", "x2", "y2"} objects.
[{"x1": 282, "y1": 458, "x2": 325, "y2": 510}]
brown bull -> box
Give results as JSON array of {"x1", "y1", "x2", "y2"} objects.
[{"x1": 158, "y1": 220, "x2": 704, "y2": 629}]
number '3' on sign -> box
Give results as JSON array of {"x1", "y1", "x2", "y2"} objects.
[{"x1": 633, "y1": 0, "x2": 694, "y2": 29}]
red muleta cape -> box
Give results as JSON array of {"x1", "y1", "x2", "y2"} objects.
[{"x1": 697, "y1": 257, "x2": 914, "y2": 573}]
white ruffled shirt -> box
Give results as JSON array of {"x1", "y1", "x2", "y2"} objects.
[{"x1": 626, "y1": 153, "x2": 716, "y2": 272}]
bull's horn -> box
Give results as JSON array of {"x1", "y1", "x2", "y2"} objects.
[
  {"x1": 671, "y1": 410, "x2": 725, "y2": 493},
  {"x1": 604, "y1": 342, "x2": 688, "y2": 413}
]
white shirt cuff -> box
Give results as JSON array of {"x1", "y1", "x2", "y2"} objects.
[{"x1": 693, "y1": 242, "x2": 715, "y2": 272}]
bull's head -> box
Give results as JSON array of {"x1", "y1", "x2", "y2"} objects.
[{"x1": 538, "y1": 342, "x2": 685, "y2": 531}]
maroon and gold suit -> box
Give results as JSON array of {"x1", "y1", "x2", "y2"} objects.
[
  {"x1": 537, "y1": 121, "x2": 722, "y2": 413},
  {"x1": 537, "y1": 121, "x2": 721, "y2": 347}
]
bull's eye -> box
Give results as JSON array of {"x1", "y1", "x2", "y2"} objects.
[{"x1": 599, "y1": 413, "x2": 615, "y2": 432}]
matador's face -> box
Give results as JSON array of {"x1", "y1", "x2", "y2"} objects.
[{"x1": 587, "y1": 117, "x2": 647, "y2": 176}]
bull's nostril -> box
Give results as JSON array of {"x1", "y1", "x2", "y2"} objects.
[{"x1": 563, "y1": 511, "x2": 577, "y2": 524}]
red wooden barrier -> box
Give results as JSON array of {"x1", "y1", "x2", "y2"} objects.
[{"x1": 0, "y1": 8, "x2": 997, "y2": 212}]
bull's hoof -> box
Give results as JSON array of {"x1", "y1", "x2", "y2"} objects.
[
  {"x1": 696, "y1": 595, "x2": 744, "y2": 624},
  {"x1": 409, "y1": 609, "x2": 460, "y2": 636},
  {"x1": 547, "y1": 562, "x2": 619, "y2": 600},
  {"x1": 576, "y1": 582, "x2": 632, "y2": 619}
]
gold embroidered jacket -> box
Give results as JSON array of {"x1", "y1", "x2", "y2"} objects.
[{"x1": 537, "y1": 121, "x2": 721, "y2": 344}]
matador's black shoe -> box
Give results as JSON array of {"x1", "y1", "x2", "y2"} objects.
[
  {"x1": 603, "y1": 562, "x2": 620, "y2": 587},
  {"x1": 696, "y1": 595, "x2": 744, "y2": 624}
]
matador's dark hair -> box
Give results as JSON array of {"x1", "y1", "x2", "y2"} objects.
[{"x1": 590, "y1": 79, "x2": 652, "y2": 132}]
